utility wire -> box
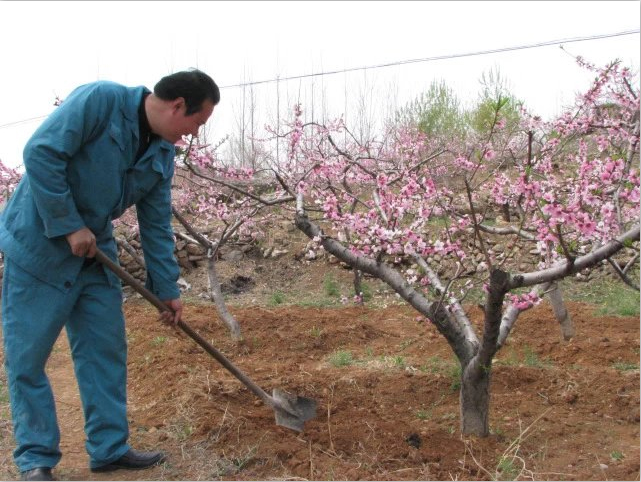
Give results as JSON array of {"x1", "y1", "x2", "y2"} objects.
[
  {"x1": 219, "y1": 29, "x2": 640, "y2": 89},
  {"x1": 0, "y1": 114, "x2": 51, "y2": 130},
  {"x1": 0, "y1": 28, "x2": 638, "y2": 130}
]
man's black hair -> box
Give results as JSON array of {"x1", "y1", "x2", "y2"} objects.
[{"x1": 154, "y1": 69, "x2": 220, "y2": 115}]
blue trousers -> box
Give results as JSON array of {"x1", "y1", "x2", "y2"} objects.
[{"x1": 1, "y1": 257, "x2": 130, "y2": 471}]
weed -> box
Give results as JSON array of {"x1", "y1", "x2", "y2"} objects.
[
  {"x1": 421, "y1": 355, "x2": 447, "y2": 374},
  {"x1": 466, "y1": 409, "x2": 551, "y2": 482},
  {"x1": 610, "y1": 450, "x2": 625, "y2": 461},
  {"x1": 323, "y1": 274, "x2": 340, "y2": 297},
  {"x1": 329, "y1": 350, "x2": 354, "y2": 367},
  {"x1": 449, "y1": 363, "x2": 462, "y2": 391},
  {"x1": 416, "y1": 409, "x2": 431, "y2": 420},
  {"x1": 269, "y1": 291, "x2": 285, "y2": 306},
  {"x1": 152, "y1": 336, "x2": 167, "y2": 346},
  {"x1": 612, "y1": 362, "x2": 639, "y2": 371},
  {"x1": 392, "y1": 355, "x2": 406, "y2": 368},
  {"x1": 496, "y1": 456, "x2": 519, "y2": 480},
  {"x1": 232, "y1": 445, "x2": 258, "y2": 470},
  {"x1": 178, "y1": 423, "x2": 193, "y2": 441},
  {"x1": 495, "y1": 347, "x2": 520, "y2": 367},
  {"x1": 310, "y1": 326, "x2": 323, "y2": 338},
  {"x1": 523, "y1": 346, "x2": 542, "y2": 367}
]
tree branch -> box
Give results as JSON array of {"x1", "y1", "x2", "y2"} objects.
[{"x1": 508, "y1": 224, "x2": 640, "y2": 289}]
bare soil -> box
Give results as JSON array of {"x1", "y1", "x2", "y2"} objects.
[{"x1": 0, "y1": 255, "x2": 639, "y2": 481}]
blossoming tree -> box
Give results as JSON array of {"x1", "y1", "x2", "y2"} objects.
[
  {"x1": 169, "y1": 136, "x2": 293, "y2": 339},
  {"x1": 275, "y1": 59, "x2": 639, "y2": 436}
]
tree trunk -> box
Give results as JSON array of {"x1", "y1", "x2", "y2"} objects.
[
  {"x1": 353, "y1": 269, "x2": 364, "y2": 305},
  {"x1": 207, "y1": 256, "x2": 242, "y2": 340},
  {"x1": 460, "y1": 359, "x2": 491, "y2": 437},
  {"x1": 547, "y1": 282, "x2": 574, "y2": 341},
  {"x1": 172, "y1": 206, "x2": 243, "y2": 340}
]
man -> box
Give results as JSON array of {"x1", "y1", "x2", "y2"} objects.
[{"x1": 0, "y1": 70, "x2": 219, "y2": 481}]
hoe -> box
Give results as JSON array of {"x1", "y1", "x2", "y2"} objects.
[{"x1": 95, "y1": 248, "x2": 317, "y2": 432}]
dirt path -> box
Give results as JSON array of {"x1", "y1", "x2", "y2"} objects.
[{"x1": 31, "y1": 333, "x2": 167, "y2": 481}]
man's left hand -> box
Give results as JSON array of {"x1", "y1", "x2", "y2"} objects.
[{"x1": 159, "y1": 298, "x2": 183, "y2": 326}]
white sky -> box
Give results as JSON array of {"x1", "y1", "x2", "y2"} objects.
[{"x1": 0, "y1": 0, "x2": 639, "y2": 168}]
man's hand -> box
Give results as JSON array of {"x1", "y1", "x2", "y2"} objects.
[
  {"x1": 66, "y1": 227, "x2": 97, "y2": 257},
  {"x1": 159, "y1": 298, "x2": 183, "y2": 326}
]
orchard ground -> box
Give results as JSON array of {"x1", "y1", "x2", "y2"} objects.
[{"x1": 0, "y1": 247, "x2": 639, "y2": 481}]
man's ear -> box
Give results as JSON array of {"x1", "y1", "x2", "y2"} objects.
[{"x1": 171, "y1": 97, "x2": 185, "y2": 114}]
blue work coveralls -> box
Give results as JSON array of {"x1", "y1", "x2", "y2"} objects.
[{"x1": 0, "y1": 81, "x2": 180, "y2": 471}]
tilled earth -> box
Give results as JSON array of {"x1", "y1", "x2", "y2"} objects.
[{"x1": 0, "y1": 300, "x2": 639, "y2": 481}]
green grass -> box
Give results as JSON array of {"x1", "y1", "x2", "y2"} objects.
[
  {"x1": 449, "y1": 362, "x2": 462, "y2": 391},
  {"x1": 523, "y1": 345, "x2": 550, "y2": 368},
  {"x1": 328, "y1": 350, "x2": 354, "y2": 367},
  {"x1": 495, "y1": 346, "x2": 552, "y2": 369},
  {"x1": 610, "y1": 450, "x2": 625, "y2": 461},
  {"x1": 416, "y1": 409, "x2": 431, "y2": 420},
  {"x1": 419, "y1": 356, "x2": 462, "y2": 390},
  {"x1": 496, "y1": 456, "x2": 520, "y2": 480},
  {"x1": 268, "y1": 291, "x2": 285, "y2": 306},
  {"x1": 563, "y1": 275, "x2": 640, "y2": 317},
  {"x1": 612, "y1": 362, "x2": 639, "y2": 372},
  {"x1": 310, "y1": 326, "x2": 323, "y2": 337},
  {"x1": 352, "y1": 281, "x2": 373, "y2": 302},
  {"x1": 494, "y1": 347, "x2": 520, "y2": 367},
  {"x1": 420, "y1": 355, "x2": 449, "y2": 374},
  {"x1": 323, "y1": 274, "x2": 340, "y2": 297},
  {"x1": 391, "y1": 355, "x2": 406, "y2": 368},
  {"x1": 378, "y1": 355, "x2": 406, "y2": 369}
]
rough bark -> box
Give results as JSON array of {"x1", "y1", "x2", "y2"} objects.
[
  {"x1": 547, "y1": 282, "x2": 574, "y2": 341},
  {"x1": 459, "y1": 269, "x2": 509, "y2": 437},
  {"x1": 206, "y1": 256, "x2": 242, "y2": 340},
  {"x1": 460, "y1": 359, "x2": 491, "y2": 437}
]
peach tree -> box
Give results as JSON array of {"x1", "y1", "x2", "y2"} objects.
[{"x1": 273, "y1": 59, "x2": 639, "y2": 436}]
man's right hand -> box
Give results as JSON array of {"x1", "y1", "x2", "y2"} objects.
[{"x1": 66, "y1": 227, "x2": 97, "y2": 258}]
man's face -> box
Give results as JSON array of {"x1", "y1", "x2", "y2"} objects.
[{"x1": 162, "y1": 98, "x2": 215, "y2": 144}]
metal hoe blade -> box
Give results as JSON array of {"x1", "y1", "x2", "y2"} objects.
[{"x1": 272, "y1": 389, "x2": 318, "y2": 432}]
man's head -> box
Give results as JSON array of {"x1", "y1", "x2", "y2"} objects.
[{"x1": 148, "y1": 69, "x2": 220, "y2": 143}]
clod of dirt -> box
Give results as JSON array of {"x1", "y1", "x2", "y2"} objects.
[{"x1": 406, "y1": 432, "x2": 422, "y2": 448}]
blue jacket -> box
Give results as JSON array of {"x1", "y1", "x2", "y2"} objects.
[{"x1": 0, "y1": 81, "x2": 180, "y2": 300}]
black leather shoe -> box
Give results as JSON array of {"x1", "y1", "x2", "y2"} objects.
[
  {"x1": 91, "y1": 448, "x2": 165, "y2": 472},
  {"x1": 20, "y1": 468, "x2": 55, "y2": 481}
]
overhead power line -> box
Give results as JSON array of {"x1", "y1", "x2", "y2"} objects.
[
  {"x1": 0, "y1": 28, "x2": 638, "y2": 131},
  {"x1": 0, "y1": 114, "x2": 50, "y2": 130},
  {"x1": 219, "y1": 29, "x2": 640, "y2": 89}
]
